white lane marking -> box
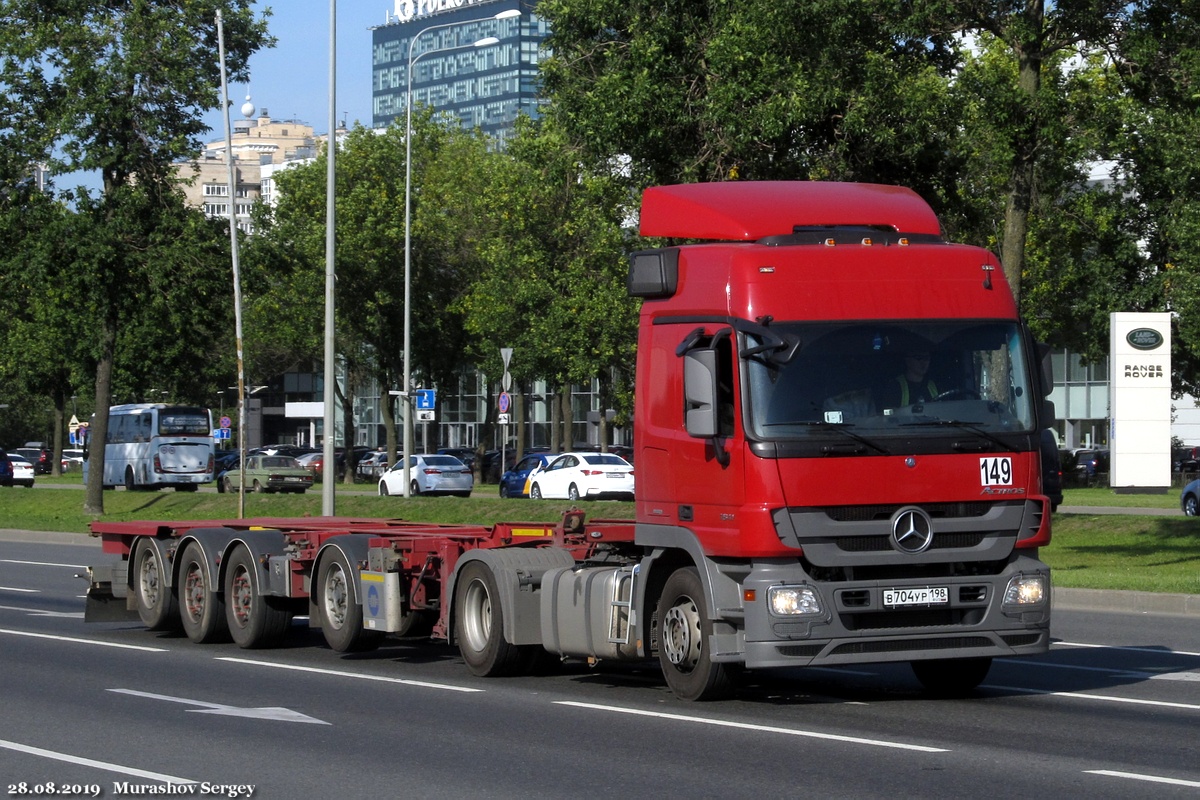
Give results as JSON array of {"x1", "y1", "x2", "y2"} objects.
[
  {"x1": 1001, "y1": 658, "x2": 1200, "y2": 681},
  {"x1": 110, "y1": 689, "x2": 329, "y2": 725},
  {"x1": 216, "y1": 656, "x2": 484, "y2": 693},
  {"x1": 0, "y1": 559, "x2": 88, "y2": 569},
  {"x1": 987, "y1": 684, "x2": 1200, "y2": 711},
  {"x1": 1085, "y1": 769, "x2": 1200, "y2": 788},
  {"x1": 0, "y1": 586, "x2": 39, "y2": 593},
  {"x1": 555, "y1": 701, "x2": 948, "y2": 752},
  {"x1": 0, "y1": 603, "x2": 84, "y2": 618},
  {"x1": 0, "y1": 737, "x2": 196, "y2": 784},
  {"x1": 0, "y1": 627, "x2": 166, "y2": 651},
  {"x1": 1054, "y1": 640, "x2": 1200, "y2": 658}
]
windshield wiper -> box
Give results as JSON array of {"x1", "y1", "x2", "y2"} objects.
[
  {"x1": 899, "y1": 419, "x2": 1012, "y2": 452},
  {"x1": 789, "y1": 421, "x2": 892, "y2": 455}
]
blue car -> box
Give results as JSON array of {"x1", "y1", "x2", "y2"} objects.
[{"x1": 498, "y1": 452, "x2": 553, "y2": 498}]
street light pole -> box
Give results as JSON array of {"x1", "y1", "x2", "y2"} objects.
[
  {"x1": 322, "y1": 0, "x2": 338, "y2": 516},
  {"x1": 403, "y1": 8, "x2": 518, "y2": 497}
]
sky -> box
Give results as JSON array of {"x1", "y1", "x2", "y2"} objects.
[{"x1": 201, "y1": 1, "x2": 390, "y2": 138}]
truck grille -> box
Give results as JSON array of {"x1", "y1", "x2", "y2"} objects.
[
  {"x1": 822, "y1": 502, "x2": 993, "y2": 522},
  {"x1": 833, "y1": 531, "x2": 987, "y2": 553}
]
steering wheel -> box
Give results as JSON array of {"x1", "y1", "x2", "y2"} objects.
[{"x1": 933, "y1": 389, "x2": 980, "y2": 402}]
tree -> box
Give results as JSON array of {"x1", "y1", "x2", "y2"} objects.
[
  {"x1": 458, "y1": 117, "x2": 637, "y2": 453},
  {"x1": 251, "y1": 114, "x2": 498, "y2": 469},
  {"x1": 0, "y1": 1, "x2": 270, "y2": 513},
  {"x1": 538, "y1": 0, "x2": 960, "y2": 196}
]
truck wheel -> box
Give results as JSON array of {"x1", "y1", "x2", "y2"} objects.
[
  {"x1": 316, "y1": 550, "x2": 381, "y2": 652},
  {"x1": 657, "y1": 567, "x2": 735, "y2": 701},
  {"x1": 224, "y1": 546, "x2": 291, "y2": 649},
  {"x1": 178, "y1": 541, "x2": 229, "y2": 644},
  {"x1": 455, "y1": 561, "x2": 529, "y2": 677},
  {"x1": 911, "y1": 657, "x2": 992, "y2": 696},
  {"x1": 133, "y1": 538, "x2": 179, "y2": 631}
]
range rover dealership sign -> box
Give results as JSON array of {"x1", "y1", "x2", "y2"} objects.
[{"x1": 1110, "y1": 313, "x2": 1171, "y2": 492}]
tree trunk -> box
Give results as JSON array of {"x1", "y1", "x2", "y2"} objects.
[
  {"x1": 560, "y1": 385, "x2": 573, "y2": 450},
  {"x1": 550, "y1": 387, "x2": 561, "y2": 454},
  {"x1": 999, "y1": 11, "x2": 1044, "y2": 305},
  {"x1": 84, "y1": 319, "x2": 116, "y2": 514}
]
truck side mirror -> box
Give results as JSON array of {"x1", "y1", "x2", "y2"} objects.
[
  {"x1": 1037, "y1": 341, "x2": 1054, "y2": 397},
  {"x1": 684, "y1": 349, "x2": 719, "y2": 438}
]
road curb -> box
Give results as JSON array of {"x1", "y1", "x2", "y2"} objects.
[{"x1": 1054, "y1": 587, "x2": 1200, "y2": 616}]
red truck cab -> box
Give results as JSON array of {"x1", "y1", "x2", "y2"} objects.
[{"x1": 628, "y1": 182, "x2": 1051, "y2": 697}]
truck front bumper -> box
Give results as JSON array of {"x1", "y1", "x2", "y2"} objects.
[{"x1": 729, "y1": 554, "x2": 1050, "y2": 669}]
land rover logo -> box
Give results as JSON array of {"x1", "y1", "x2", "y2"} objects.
[
  {"x1": 1127, "y1": 328, "x2": 1163, "y2": 351},
  {"x1": 891, "y1": 507, "x2": 934, "y2": 554}
]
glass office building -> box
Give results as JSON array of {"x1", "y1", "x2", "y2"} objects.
[{"x1": 372, "y1": 0, "x2": 548, "y2": 143}]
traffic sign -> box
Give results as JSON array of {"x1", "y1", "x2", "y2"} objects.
[
  {"x1": 220, "y1": 416, "x2": 232, "y2": 429},
  {"x1": 415, "y1": 389, "x2": 436, "y2": 410},
  {"x1": 498, "y1": 413, "x2": 510, "y2": 425},
  {"x1": 498, "y1": 391, "x2": 511, "y2": 414}
]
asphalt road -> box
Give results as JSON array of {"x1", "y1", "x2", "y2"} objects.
[{"x1": 1, "y1": 532, "x2": 1198, "y2": 798}]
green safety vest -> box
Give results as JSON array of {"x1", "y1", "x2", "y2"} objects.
[{"x1": 897, "y1": 376, "x2": 937, "y2": 405}]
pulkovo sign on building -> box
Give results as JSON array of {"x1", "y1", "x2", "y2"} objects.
[
  {"x1": 1109, "y1": 312, "x2": 1171, "y2": 492},
  {"x1": 393, "y1": 0, "x2": 502, "y2": 23}
]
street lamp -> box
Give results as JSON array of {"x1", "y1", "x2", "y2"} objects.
[{"x1": 402, "y1": 8, "x2": 519, "y2": 497}]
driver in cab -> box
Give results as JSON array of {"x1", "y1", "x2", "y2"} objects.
[{"x1": 882, "y1": 350, "x2": 939, "y2": 408}]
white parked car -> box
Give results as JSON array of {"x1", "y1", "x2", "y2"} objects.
[
  {"x1": 528, "y1": 451, "x2": 634, "y2": 501},
  {"x1": 378, "y1": 454, "x2": 473, "y2": 497},
  {"x1": 7, "y1": 454, "x2": 35, "y2": 487}
]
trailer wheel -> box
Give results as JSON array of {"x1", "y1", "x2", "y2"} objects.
[
  {"x1": 133, "y1": 538, "x2": 179, "y2": 631},
  {"x1": 224, "y1": 546, "x2": 291, "y2": 648},
  {"x1": 178, "y1": 541, "x2": 229, "y2": 644},
  {"x1": 910, "y1": 657, "x2": 992, "y2": 696},
  {"x1": 317, "y1": 550, "x2": 381, "y2": 652},
  {"x1": 657, "y1": 567, "x2": 735, "y2": 701},
  {"x1": 455, "y1": 561, "x2": 529, "y2": 677}
]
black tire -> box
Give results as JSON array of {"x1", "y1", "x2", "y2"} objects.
[
  {"x1": 499, "y1": 482, "x2": 509, "y2": 498},
  {"x1": 252, "y1": 480, "x2": 265, "y2": 494},
  {"x1": 456, "y1": 491, "x2": 472, "y2": 498},
  {"x1": 657, "y1": 567, "x2": 736, "y2": 701},
  {"x1": 1185, "y1": 494, "x2": 1198, "y2": 517},
  {"x1": 911, "y1": 657, "x2": 993, "y2": 696},
  {"x1": 379, "y1": 482, "x2": 389, "y2": 496},
  {"x1": 455, "y1": 561, "x2": 530, "y2": 677},
  {"x1": 316, "y1": 550, "x2": 381, "y2": 652},
  {"x1": 223, "y1": 476, "x2": 234, "y2": 493},
  {"x1": 132, "y1": 538, "x2": 180, "y2": 631},
  {"x1": 173, "y1": 484, "x2": 198, "y2": 492},
  {"x1": 125, "y1": 467, "x2": 136, "y2": 491},
  {"x1": 568, "y1": 483, "x2": 580, "y2": 501},
  {"x1": 530, "y1": 483, "x2": 542, "y2": 500},
  {"x1": 410, "y1": 480, "x2": 421, "y2": 496},
  {"x1": 177, "y1": 542, "x2": 229, "y2": 644},
  {"x1": 224, "y1": 546, "x2": 292, "y2": 649}
]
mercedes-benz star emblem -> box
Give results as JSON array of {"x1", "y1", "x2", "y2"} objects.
[{"x1": 891, "y1": 508, "x2": 934, "y2": 554}]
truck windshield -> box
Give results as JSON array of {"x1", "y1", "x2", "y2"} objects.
[{"x1": 744, "y1": 321, "x2": 1036, "y2": 440}]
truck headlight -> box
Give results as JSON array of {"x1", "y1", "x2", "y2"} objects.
[
  {"x1": 1003, "y1": 574, "x2": 1047, "y2": 606},
  {"x1": 768, "y1": 585, "x2": 823, "y2": 616}
]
